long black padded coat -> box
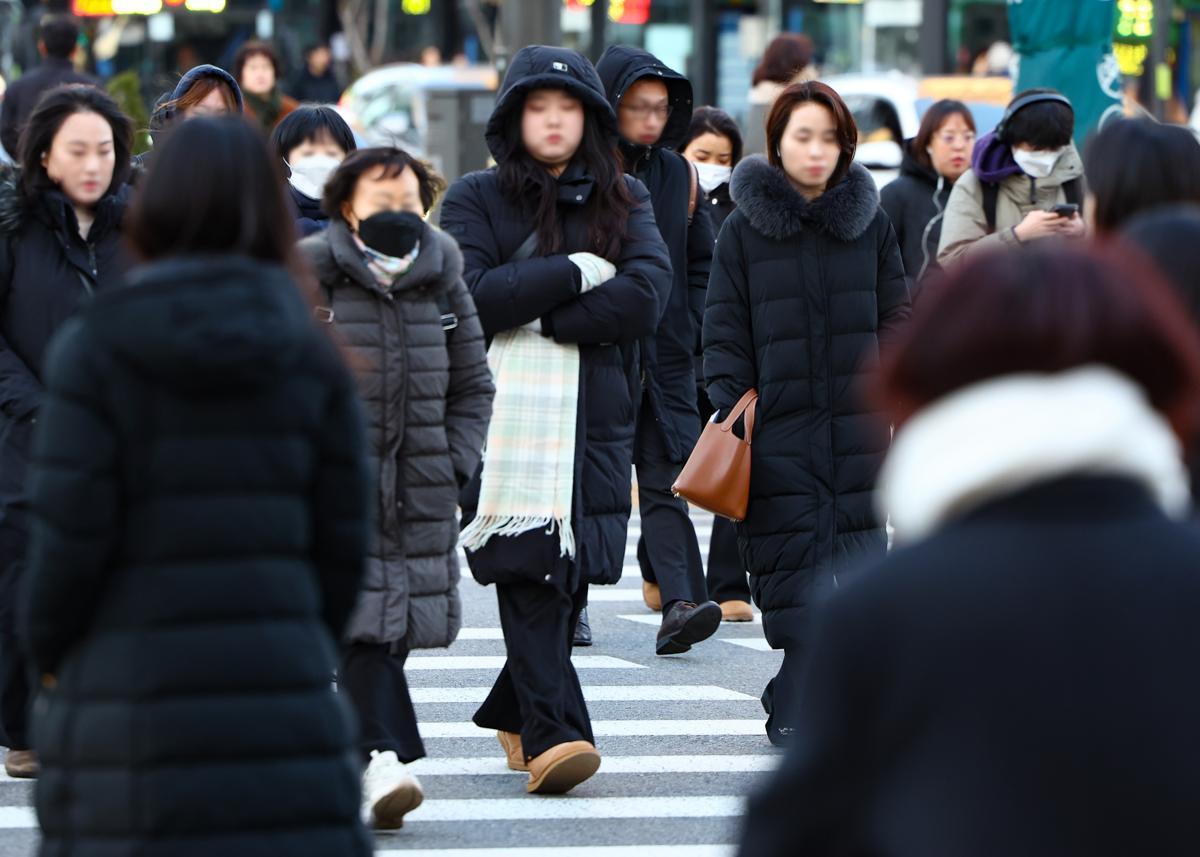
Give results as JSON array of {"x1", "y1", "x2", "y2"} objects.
[
  {"x1": 299, "y1": 219, "x2": 494, "y2": 649},
  {"x1": 0, "y1": 170, "x2": 131, "y2": 635},
  {"x1": 21, "y1": 255, "x2": 373, "y2": 856},
  {"x1": 596, "y1": 45, "x2": 714, "y2": 462},
  {"x1": 439, "y1": 45, "x2": 672, "y2": 588},
  {"x1": 703, "y1": 156, "x2": 911, "y2": 652}
]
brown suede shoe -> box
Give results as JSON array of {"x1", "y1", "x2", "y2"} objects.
[
  {"x1": 526, "y1": 741, "x2": 601, "y2": 794},
  {"x1": 642, "y1": 581, "x2": 662, "y2": 612},
  {"x1": 497, "y1": 731, "x2": 529, "y2": 772},
  {"x1": 720, "y1": 600, "x2": 754, "y2": 622},
  {"x1": 4, "y1": 750, "x2": 38, "y2": 779}
]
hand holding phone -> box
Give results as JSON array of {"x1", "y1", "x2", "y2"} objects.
[{"x1": 1051, "y1": 203, "x2": 1080, "y2": 219}]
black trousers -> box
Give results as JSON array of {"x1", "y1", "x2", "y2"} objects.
[
  {"x1": 339, "y1": 640, "x2": 425, "y2": 764},
  {"x1": 706, "y1": 516, "x2": 751, "y2": 604},
  {"x1": 762, "y1": 645, "x2": 805, "y2": 748},
  {"x1": 0, "y1": 546, "x2": 29, "y2": 752},
  {"x1": 474, "y1": 576, "x2": 593, "y2": 761},
  {"x1": 635, "y1": 406, "x2": 707, "y2": 608}
]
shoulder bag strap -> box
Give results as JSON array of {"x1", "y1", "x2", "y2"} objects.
[{"x1": 982, "y1": 181, "x2": 1000, "y2": 235}]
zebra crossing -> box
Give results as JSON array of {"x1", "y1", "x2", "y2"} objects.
[{"x1": 0, "y1": 510, "x2": 785, "y2": 856}]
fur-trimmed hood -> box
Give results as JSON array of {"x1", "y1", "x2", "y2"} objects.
[
  {"x1": 0, "y1": 166, "x2": 19, "y2": 236},
  {"x1": 730, "y1": 155, "x2": 880, "y2": 242}
]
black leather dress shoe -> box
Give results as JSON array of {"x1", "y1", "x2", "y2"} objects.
[
  {"x1": 572, "y1": 607, "x2": 593, "y2": 647},
  {"x1": 656, "y1": 600, "x2": 722, "y2": 655}
]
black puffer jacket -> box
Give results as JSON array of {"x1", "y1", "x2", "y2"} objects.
[
  {"x1": 705, "y1": 182, "x2": 736, "y2": 234},
  {"x1": 0, "y1": 170, "x2": 130, "y2": 631},
  {"x1": 299, "y1": 220, "x2": 494, "y2": 648},
  {"x1": 289, "y1": 184, "x2": 328, "y2": 237},
  {"x1": 597, "y1": 45, "x2": 714, "y2": 462},
  {"x1": 22, "y1": 255, "x2": 372, "y2": 857},
  {"x1": 704, "y1": 156, "x2": 911, "y2": 651},
  {"x1": 440, "y1": 45, "x2": 672, "y2": 588},
  {"x1": 879, "y1": 141, "x2": 952, "y2": 293}
]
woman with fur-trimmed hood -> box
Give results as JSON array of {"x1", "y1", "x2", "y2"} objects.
[{"x1": 703, "y1": 82, "x2": 910, "y2": 747}]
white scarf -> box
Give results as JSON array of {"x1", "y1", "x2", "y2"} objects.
[{"x1": 878, "y1": 366, "x2": 1191, "y2": 544}]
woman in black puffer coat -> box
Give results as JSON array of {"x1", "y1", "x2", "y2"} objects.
[
  {"x1": 704, "y1": 82, "x2": 910, "y2": 747},
  {"x1": 879, "y1": 99, "x2": 975, "y2": 295},
  {"x1": 22, "y1": 117, "x2": 372, "y2": 857},
  {"x1": 0, "y1": 86, "x2": 133, "y2": 779},
  {"x1": 440, "y1": 45, "x2": 670, "y2": 795},
  {"x1": 299, "y1": 146, "x2": 494, "y2": 829}
]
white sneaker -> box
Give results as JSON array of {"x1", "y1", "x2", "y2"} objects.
[{"x1": 361, "y1": 750, "x2": 424, "y2": 830}]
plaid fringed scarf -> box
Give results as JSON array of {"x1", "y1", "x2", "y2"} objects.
[{"x1": 460, "y1": 326, "x2": 579, "y2": 558}]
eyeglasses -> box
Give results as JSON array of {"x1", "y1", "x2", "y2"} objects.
[
  {"x1": 621, "y1": 102, "x2": 673, "y2": 121},
  {"x1": 936, "y1": 132, "x2": 977, "y2": 147}
]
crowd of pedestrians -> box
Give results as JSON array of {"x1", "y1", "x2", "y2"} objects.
[{"x1": 1, "y1": 15, "x2": 1200, "y2": 855}]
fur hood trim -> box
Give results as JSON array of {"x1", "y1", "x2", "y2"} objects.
[
  {"x1": 730, "y1": 155, "x2": 879, "y2": 242},
  {"x1": 0, "y1": 166, "x2": 21, "y2": 236}
]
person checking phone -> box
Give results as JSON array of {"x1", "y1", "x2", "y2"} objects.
[{"x1": 938, "y1": 89, "x2": 1085, "y2": 265}]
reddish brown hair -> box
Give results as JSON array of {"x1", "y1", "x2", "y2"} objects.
[
  {"x1": 160, "y1": 75, "x2": 239, "y2": 118},
  {"x1": 752, "y1": 34, "x2": 814, "y2": 87},
  {"x1": 766, "y1": 81, "x2": 858, "y2": 188},
  {"x1": 876, "y1": 243, "x2": 1200, "y2": 444}
]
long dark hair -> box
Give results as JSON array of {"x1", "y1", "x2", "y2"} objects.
[
  {"x1": 20, "y1": 84, "x2": 133, "y2": 203},
  {"x1": 126, "y1": 116, "x2": 298, "y2": 268},
  {"x1": 494, "y1": 87, "x2": 634, "y2": 259}
]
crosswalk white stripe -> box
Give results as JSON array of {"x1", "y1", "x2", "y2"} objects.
[
  {"x1": 377, "y1": 847, "x2": 735, "y2": 857},
  {"x1": 406, "y1": 656, "x2": 644, "y2": 670},
  {"x1": 411, "y1": 685, "x2": 754, "y2": 703},
  {"x1": 455, "y1": 628, "x2": 506, "y2": 640},
  {"x1": 409, "y1": 755, "x2": 777, "y2": 776},
  {"x1": 404, "y1": 795, "x2": 745, "y2": 822},
  {"x1": 722, "y1": 639, "x2": 776, "y2": 652},
  {"x1": 420, "y1": 720, "x2": 763, "y2": 738},
  {"x1": 0, "y1": 807, "x2": 32, "y2": 828},
  {"x1": 618, "y1": 613, "x2": 762, "y2": 627}
]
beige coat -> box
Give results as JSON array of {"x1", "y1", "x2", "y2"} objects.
[{"x1": 937, "y1": 145, "x2": 1084, "y2": 265}]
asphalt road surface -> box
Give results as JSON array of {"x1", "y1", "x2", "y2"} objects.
[{"x1": 0, "y1": 509, "x2": 784, "y2": 856}]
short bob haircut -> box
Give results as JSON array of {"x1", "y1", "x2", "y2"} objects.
[
  {"x1": 234, "y1": 40, "x2": 282, "y2": 83},
  {"x1": 38, "y1": 14, "x2": 79, "y2": 60},
  {"x1": 269, "y1": 105, "x2": 357, "y2": 164},
  {"x1": 1085, "y1": 119, "x2": 1200, "y2": 236},
  {"x1": 766, "y1": 81, "x2": 857, "y2": 189},
  {"x1": 999, "y1": 88, "x2": 1074, "y2": 149},
  {"x1": 911, "y1": 99, "x2": 976, "y2": 172},
  {"x1": 752, "y1": 34, "x2": 815, "y2": 87},
  {"x1": 322, "y1": 147, "x2": 448, "y2": 219},
  {"x1": 681, "y1": 106, "x2": 744, "y2": 166},
  {"x1": 127, "y1": 116, "x2": 297, "y2": 265},
  {"x1": 877, "y1": 242, "x2": 1200, "y2": 444},
  {"x1": 20, "y1": 85, "x2": 133, "y2": 203}
]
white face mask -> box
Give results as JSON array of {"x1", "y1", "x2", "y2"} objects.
[
  {"x1": 693, "y1": 161, "x2": 733, "y2": 195},
  {"x1": 1012, "y1": 147, "x2": 1065, "y2": 180},
  {"x1": 286, "y1": 154, "x2": 342, "y2": 200}
]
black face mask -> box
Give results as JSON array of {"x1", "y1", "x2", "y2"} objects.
[{"x1": 357, "y1": 210, "x2": 424, "y2": 258}]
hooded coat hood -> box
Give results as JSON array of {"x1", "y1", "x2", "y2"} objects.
[
  {"x1": 484, "y1": 46, "x2": 615, "y2": 161},
  {"x1": 149, "y1": 64, "x2": 244, "y2": 141},
  {"x1": 596, "y1": 45, "x2": 693, "y2": 159},
  {"x1": 102, "y1": 256, "x2": 309, "y2": 393},
  {"x1": 731, "y1": 155, "x2": 881, "y2": 243},
  {"x1": 971, "y1": 131, "x2": 1024, "y2": 184},
  {"x1": 899, "y1": 138, "x2": 939, "y2": 186}
]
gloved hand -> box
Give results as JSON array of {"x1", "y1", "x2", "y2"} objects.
[{"x1": 568, "y1": 252, "x2": 617, "y2": 293}]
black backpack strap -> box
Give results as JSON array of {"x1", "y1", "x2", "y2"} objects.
[
  {"x1": 1063, "y1": 178, "x2": 1083, "y2": 207},
  {"x1": 437, "y1": 292, "x2": 457, "y2": 331},
  {"x1": 982, "y1": 181, "x2": 1000, "y2": 235}
]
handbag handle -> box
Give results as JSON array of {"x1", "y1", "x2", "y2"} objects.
[{"x1": 718, "y1": 388, "x2": 758, "y2": 445}]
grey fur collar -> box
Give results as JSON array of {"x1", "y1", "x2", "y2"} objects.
[{"x1": 730, "y1": 155, "x2": 879, "y2": 242}]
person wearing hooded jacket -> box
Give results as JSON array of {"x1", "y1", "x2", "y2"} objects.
[
  {"x1": 880, "y1": 99, "x2": 975, "y2": 295},
  {"x1": 440, "y1": 45, "x2": 671, "y2": 795},
  {"x1": 299, "y1": 146, "x2": 494, "y2": 828},
  {"x1": 0, "y1": 86, "x2": 133, "y2": 780},
  {"x1": 595, "y1": 45, "x2": 721, "y2": 655},
  {"x1": 937, "y1": 89, "x2": 1085, "y2": 265},
  {"x1": 133, "y1": 64, "x2": 244, "y2": 180},
  {"x1": 704, "y1": 81, "x2": 910, "y2": 747}
]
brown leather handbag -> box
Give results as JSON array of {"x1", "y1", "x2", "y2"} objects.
[{"x1": 672, "y1": 389, "x2": 757, "y2": 521}]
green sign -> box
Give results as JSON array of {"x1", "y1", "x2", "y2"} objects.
[{"x1": 1008, "y1": 0, "x2": 1124, "y2": 148}]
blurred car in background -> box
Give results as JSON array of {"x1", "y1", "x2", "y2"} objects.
[
  {"x1": 337, "y1": 63, "x2": 497, "y2": 167},
  {"x1": 824, "y1": 72, "x2": 1012, "y2": 186}
]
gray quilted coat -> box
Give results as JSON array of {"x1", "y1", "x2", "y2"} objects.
[{"x1": 300, "y1": 220, "x2": 494, "y2": 648}]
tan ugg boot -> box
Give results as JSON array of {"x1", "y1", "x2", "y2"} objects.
[
  {"x1": 497, "y1": 731, "x2": 529, "y2": 772},
  {"x1": 525, "y1": 741, "x2": 601, "y2": 794}
]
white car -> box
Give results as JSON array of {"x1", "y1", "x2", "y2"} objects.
[{"x1": 823, "y1": 72, "x2": 1011, "y2": 186}]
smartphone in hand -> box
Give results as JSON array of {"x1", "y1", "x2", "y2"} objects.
[{"x1": 1052, "y1": 203, "x2": 1080, "y2": 218}]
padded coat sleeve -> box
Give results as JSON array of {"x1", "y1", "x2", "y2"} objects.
[
  {"x1": 875, "y1": 218, "x2": 912, "y2": 355},
  {"x1": 702, "y1": 217, "x2": 757, "y2": 412},
  {"x1": 443, "y1": 276, "x2": 495, "y2": 487}
]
